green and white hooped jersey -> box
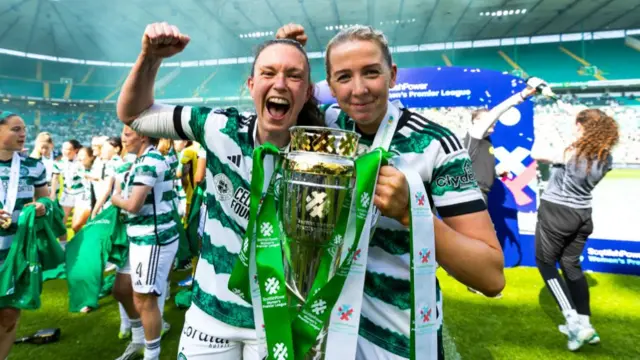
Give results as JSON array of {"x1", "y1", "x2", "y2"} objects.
[
  {"x1": 168, "y1": 105, "x2": 264, "y2": 331},
  {"x1": 77, "y1": 167, "x2": 93, "y2": 206},
  {"x1": 176, "y1": 150, "x2": 187, "y2": 204},
  {"x1": 324, "y1": 104, "x2": 487, "y2": 358},
  {"x1": 53, "y1": 158, "x2": 83, "y2": 195},
  {"x1": 100, "y1": 155, "x2": 123, "y2": 209},
  {"x1": 105, "y1": 155, "x2": 124, "y2": 179},
  {"x1": 123, "y1": 146, "x2": 179, "y2": 246},
  {"x1": 114, "y1": 155, "x2": 135, "y2": 194},
  {"x1": 164, "y1": 148, "x2": 181, "y2": 208},
  {"x1": 0, "y1": 154, "x2": 47, "y2": 252}
]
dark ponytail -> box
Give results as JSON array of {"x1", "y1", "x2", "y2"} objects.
[{"x1": 67, "y1": 139, "x2": 82, "y2": 151}]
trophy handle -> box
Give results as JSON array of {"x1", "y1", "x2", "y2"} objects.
[{"x1": 285, "y1": 282, "x2": 306, "y2": 303}]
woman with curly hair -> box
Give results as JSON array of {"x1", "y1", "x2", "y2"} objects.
[{"x1": 531, "y1": 108, "x2": 619, "y2": 352}]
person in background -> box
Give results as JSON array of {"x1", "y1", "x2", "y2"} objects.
[
  {"x1": 173, "y1": 140, "x2": 201, "y2": 286},
  {"x1": 462, "y1": 77, "x2": 542, "y2": 298},
  {"x1": 73, "y1": 146, "x2": 96, "y2": 234},
  {"x1": 464, "y1": 78, "x2": 542, "y2": 204},
  {"x1": 88, "y1": 136, "x2": 109, "y2": 207},
  {"x1": 193, "y1": 144, "x2": 206, "y2": 186},
  {"x1": 29, "y1": 132, "x2": 55, "y2": 184},
  {"x1": 111, "y1": 127, "x2": 179, "y2": 360},
  {"x1": 50, "y1": 139, "x2": 82, "y2": 244},
  {"x1": 73, "y1": 146, "x2": 99, "y2": 313},
  {"x1": 531, "y1": 108, "x2": 619, "y2": 351},
  {"x1": 0, "y1": 111, "x2": 49, "y2": 359},
  {"x1": 91, "y1": 137, "x2": 124, "y2": 218}
]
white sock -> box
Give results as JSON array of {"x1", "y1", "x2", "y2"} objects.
[
  {"x1": 578, "y1": 314, "x2": 591, "y2": 328},
  {"x1": 144, "y1": 337, "x2": 161, "y2": 360},
  {"x1": 562, "y1": 309, "x2": 580, "y2": 325},
  {"x1": 119, "y1": 303, "x2": 131, "y2": 332},
  {"x1": 130, "y1": 318, "x2": 144, "y2": 345}
]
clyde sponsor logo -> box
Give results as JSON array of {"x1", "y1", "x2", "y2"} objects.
[{"x1": 435, "y1": 161, "x2": 476, "y2": 189}]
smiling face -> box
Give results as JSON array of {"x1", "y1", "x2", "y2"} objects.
[
  {"x1": 62, "y1": 142, "x2": 78, "y2": 161},
  {"x1": 0, "y1": 116, "x2": 26, "y2": 152},
  {"x1": 248, "y1": 43, "x2": 312, "y2": 141},
  {"x1": 327, "y1": 39, "x2": 397, "y2": 135},
  {"x1": 77, "y1": 148, "x2": 94, "y2": 169}
]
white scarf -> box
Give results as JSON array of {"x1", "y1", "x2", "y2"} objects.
[{"x1": 0, "y1": 152, "x2": 22, "y2": 221}]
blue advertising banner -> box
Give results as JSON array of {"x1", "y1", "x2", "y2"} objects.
[
  {"x1": 316, "y1": 66, "x2": 640, "y2": 276},
  {"x1": 516, "y1": 235, "x2": 640, "y2": 276}
]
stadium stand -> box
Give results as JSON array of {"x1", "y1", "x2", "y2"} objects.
[
  {"x1": 1, "y1": 38, "x2": 638, "y2": 164},
  {"x1": 2, "y1": 39, "x2": 640, "y2": 101}
]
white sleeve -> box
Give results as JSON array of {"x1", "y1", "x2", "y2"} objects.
[
  {"x1": 469, "y1": 92, "x2": 524, "y2": 139},
  {"x1": 322, "y1": 105, "x2": 342, "y2": 129},
  {"x1": 130, "y1": 103, "x2": 196, "y2": 141},
  {"x1": 530, "y1": 139, "x2": 567, "y2": 165}
]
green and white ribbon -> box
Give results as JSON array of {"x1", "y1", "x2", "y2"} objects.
[{"x1": 325, "y1": 101, "x2": 438, "y2": 360}]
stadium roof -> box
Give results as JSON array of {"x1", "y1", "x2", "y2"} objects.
[{"x1": 0, "y1": 0, "x2": 638, "y2": 62}]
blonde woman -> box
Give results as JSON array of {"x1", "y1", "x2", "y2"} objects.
[{"x1": 30, "y1": 132, "x2": 55, "y2": 184}]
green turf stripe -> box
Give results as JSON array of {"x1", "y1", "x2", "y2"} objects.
[
  {"x1": 191, "y1": 279, "x2": 255, "y2": 328},
  {"x1": 442, "y1": 324, "x2": 461, "y2": 360}
]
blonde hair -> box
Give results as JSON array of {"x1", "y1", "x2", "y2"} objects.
[
  {"x1": 325, "y1": 25, "x2": 393, "y2": 80},
  {"x1": 30, "y1": 132, "x2": 54, "y2": 158},
  {"x1": 157, "y1": 139, "x2": 173, "y2": 156}
]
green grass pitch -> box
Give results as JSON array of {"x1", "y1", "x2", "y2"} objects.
[{"x1": 8, "y1": 267, "x2": 640, "y2": 359}]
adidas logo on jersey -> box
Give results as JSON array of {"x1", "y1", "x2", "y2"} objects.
[
  {"x1": 136, "y1": 280, "x2": 142, "y2": 286},
  {"x1": 227, "y1": 155, "x2": 242, "y2": 167}
]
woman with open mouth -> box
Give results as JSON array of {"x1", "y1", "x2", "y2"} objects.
[
  {"x1": 277, "y1": 24, "x2": 505, "y2": 360},
  {"x1": 115, "y1": 22, "x2": 324, "y2": 360}
]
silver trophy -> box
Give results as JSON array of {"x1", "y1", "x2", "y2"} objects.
[{"x1": 279, "y1": 126, "x2": 360, "y2": 359}]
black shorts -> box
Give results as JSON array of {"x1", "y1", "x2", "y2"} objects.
[{"x1": 535, "y1": 199, "x2": 593, "y2": 265}]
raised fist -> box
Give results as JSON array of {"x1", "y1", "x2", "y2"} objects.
[
  {"x1": 275, "y1": 23, "x2": 308, "y2": 46},
  {"x1": 142, "y1": 22, "x2": 190, "y2": 59}
]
